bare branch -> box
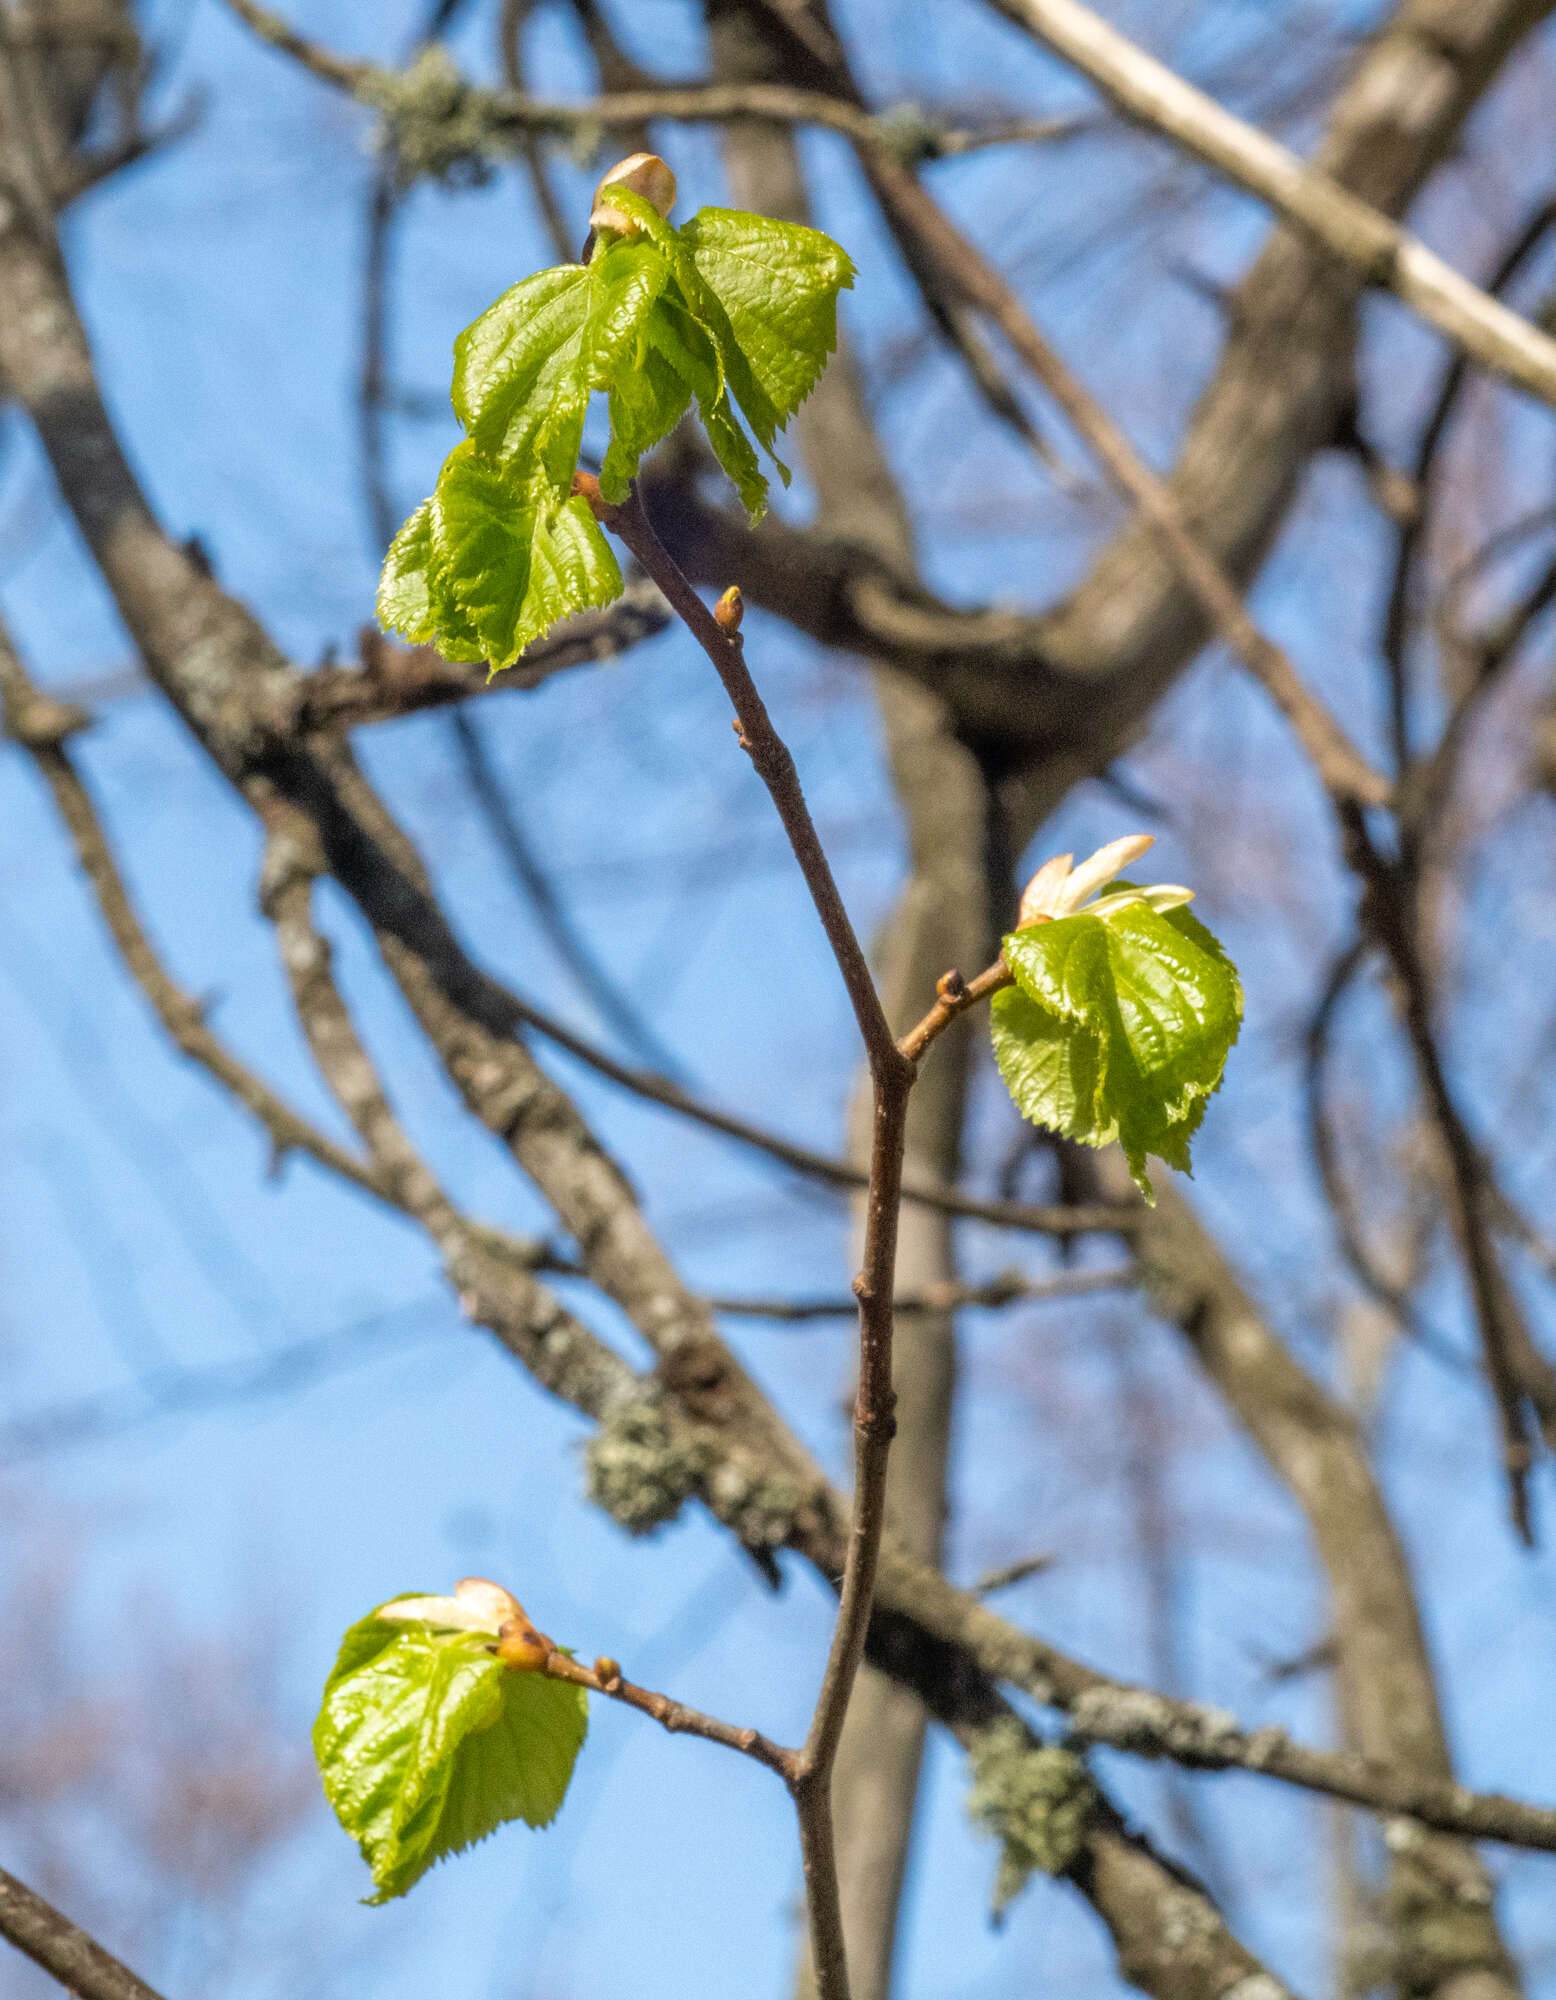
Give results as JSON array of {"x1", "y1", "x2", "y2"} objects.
[
  {"x1": 864, "y1": 152, "x2": 1392, "y2": 811},
  {"x1": 0, "y1": 1868, "x2": 167, "y2": 2000},
  {"x1": 294, "y1": 585, "x2": 668, "y2": 727},
  {"x1": 0, "y1": 630, "x2": 390, "y2": 1205},
  {"x1": 710, "y1": 1265, "x2": 1134, "y2": 1321},
  {"x1": 982, "y1": 0, "x2": 1556, "y2": 407},
  {"x1": 219, "y1": 0, "x2": 1083, "y2": 165}
]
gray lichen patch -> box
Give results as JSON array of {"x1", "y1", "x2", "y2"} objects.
[
  {"x1": 584, "y1": 1391, "x2": 705, "y2": 1535},
  {"x1": 359, "y1": 49, "x2": 504, "y2": 186},
  {"x1": 706, "y1": 1459, "x2": 803, "y2": 1551},
  {"x1": 1068, "y1": 1683, "x2": 1286, "y2": 1769},
  {"x1": 966, "y1": 1719, "x2": 1099, "y2": 1920}
]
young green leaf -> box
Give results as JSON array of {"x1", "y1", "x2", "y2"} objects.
[
  {"x1": 679, "y1": 207, "x2": 855, "y2": 436},
  {"x1": 379, "y1": 166, "x2": 853, "y2": 661},
  {"x1": 376, "y1": 496, "x2": 487, "y2": 663},
  {"x1": 596, "y1": 185, "x2": 854, "y2": 517},
  {"x1": 990, "y1": 894, "x2": 1241, "y2": 1199},
  {"x1": 406, "y1": 441, "x2": 623, "y2": 669},
  {"x1": 314, "y1": 1600, "x2": 588, "y2": 1903},
  {"x1": 453, "y1": 240, "x2": 669, "y2": 493}
]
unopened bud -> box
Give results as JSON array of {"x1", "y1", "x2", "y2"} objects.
[
  {"x1": 590, "y1": 153, "x2": 677, "y2": 235},
  {"x1": 1017, "y1": 853, "x2": 1073, "y2": 929},
  {"x1": 936, "y1": 968, "x2": 966, "y2": 1003},
  {"x1": 714, "y1": 585, "x2": 744, "y2": 634},
  {"x1": 593, "y1": 1655, "x2": 622, "y2": 1688},
  {"x1": 455, "y1": 1577, "x2": 521, "y2": 1629}
]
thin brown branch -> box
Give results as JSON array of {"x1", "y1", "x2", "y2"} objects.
[
  {"x1": 474, "y1": 967, "x2": 1139, "y2": 1238},
  {"x1": 295, "y1": 586, "x2": 668, "y2": 727},
  {"x1": 897, "y1": 958, "x2": 1012, "y2": 1063},
  {"x1": 709, "y1": 1265, "x2": 1134, "y2": 1321},
  {"x1": 0, "y1": 1869, "x2": 167, "y2": 2000},
  {"x1": 0, "y1": 631, "x2": 391, "y2": 1204},
  {"x1": 1340, "y1": 805, "x2": 1548, "y2": 1539},
  {"x1": 534, "y1": 1643, "x2": 797, "y2": 1781},
  {"x1": 579, "y1": 474, "x2": 914, "y2": 2000},
  {"x1": 581, "y1": 479, "x2": 899, "y2": 1083},
  {"x1": 1382, "y1": 195, "x2": 1556, "y2": 785}
]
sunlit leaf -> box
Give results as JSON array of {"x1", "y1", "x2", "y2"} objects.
[
  {"x1": 314, "y1": 1602, "x2": 588, "y2": 1903},
  {"x1": 990, "y1": 893, "x2": 1241, "y2": 1199},
  {"x1": 428, "y1": 441, "x2": 622, "y2": 668}
]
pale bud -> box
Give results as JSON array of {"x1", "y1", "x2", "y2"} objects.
[
  {"x1": 375, "y1": 1576, "x2": 525, "y2": 1637},
  {"x1": 454, "y1": 1577, "x2": 523, "y2": 1628},
  {"x1": 590, "y1": 153, "x2": 678, "y2": 235},
  {"x1": 1015, "y1": 834, "x2": 1191, "y2": 928},
  {"x1": 1016, "y1": 853, "x2": 1073, "y2": 929}
]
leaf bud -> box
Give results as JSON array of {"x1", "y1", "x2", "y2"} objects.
[
  {"x1": 590, "y1": 153, "x2": 678, "y2": 235},
  {"x1": 496, "y1": 1616, "x2": 551, "y2": 1673},
  {"x1": 714, "y1": 585, "x2": 744, "y2": 634},
  {"x1": 454, "y1": 1577, "x2": 522, "y2": 1629},
  {"x1": 593, "y1": 1655, "x2": 622, "y2": 1689}
]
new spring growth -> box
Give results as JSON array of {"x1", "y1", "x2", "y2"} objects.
[
  {"x1": 1016, "y1": 833, "x2": 1193, "y2": 929},
  {"x1": 589, "y1": 152, "x2": 678, "y2": 236},
  {"x1": 376, "y1": 1575, "x2": 554, "y2": 1672},
  {"x1": 715, "y1": 585, "x2": 744, "y2": 635},
  {"x1": 994, "y1": 831, "x2": 1242, "y2": 1198}
]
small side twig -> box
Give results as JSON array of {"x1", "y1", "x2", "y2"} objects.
[
  {"x1": 531, "y1": 1643, "x2": 796, "y2": 1781},
  {"x1": 708, "y1": 1264, "x2": 1135, "y2": 1322}
]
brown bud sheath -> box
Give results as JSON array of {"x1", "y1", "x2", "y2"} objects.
[
  {"x1": 496, "y1": 1617, "x2": 551, "y2": 1673},
  {"x1": 714, "y1": 585, "x2": 744, "y2": 634}
]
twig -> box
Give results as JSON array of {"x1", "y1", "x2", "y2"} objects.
[
  {"x1": 972, "y1": 1551, "x2": 1056, "y2": 1593},
  {"x1": 982, "y1": 0, "x2": 1556, "y2": 410},
  {"x1": 708, "y1": 1265, "x2": 1134, "y2": 1321},
  {"x1": 579, "y1": 476, "x2": 915, "y2": 2000},
  {"x1": 897, "y1": 958, "x2": 1012, "y2": 1062},
  {"x1": 481, "y1": 965, "x2": 1140, "y2": 1237},
  {"x1": 1381, "y1": 196, "x2": 1556, "y2": 783},
  {"x1": 862, "y1": 153, "x2": 1391, "y2": 812},
  {"x1": 582, "y1": 479, "x2": 899, "y2": 1081},
  {"x1": 535, "y1": 1645, "x2": 796, "y2": 1780},
  {"x1": 0, "y1": 1869, "x2": 167, "y2": 2000},
  {"x1": 1339, "y1": 806, "x2": 1547, "y2": 1540},
  {"x1": 220, "y1": 0, "x2": 1082, "y2": 163},
  {"x1": 0, "y1": 630, "x2": 392, "y2": 1204},
  {"x1": 296, "y1": 587, "x2": 668, "y2": 727}
]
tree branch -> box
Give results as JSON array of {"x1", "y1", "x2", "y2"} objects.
[
  {"x1": 0, "y1": 1870, "x2": 166, "y2": 2000},
  {"x1": 578, "y1": 475, "x2": 915, "y2": 2000},
  {"x1": 219, "y1": 0, "x2": 1082, "y2": 164},
  {"x1": 982, "y1": 0, "x2": 1556, "y2": 407},
  {"x1": 863, "y1": 151, "x2": 1391, "y2": 811},
  {"x1": 295, "y1": 583, "x2": 668, "y2": 727}
]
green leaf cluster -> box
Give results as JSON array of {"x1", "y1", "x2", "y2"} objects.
[
  {"x1": 377, "y1": 186, "x2": 854, "y2": 670},
  {"x1": 989, "y1": 891, "x2": 1242, "y2": 1199},
  {"x1": 313, "y1": 1600, "x2": 588, "y2": 1902}
]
